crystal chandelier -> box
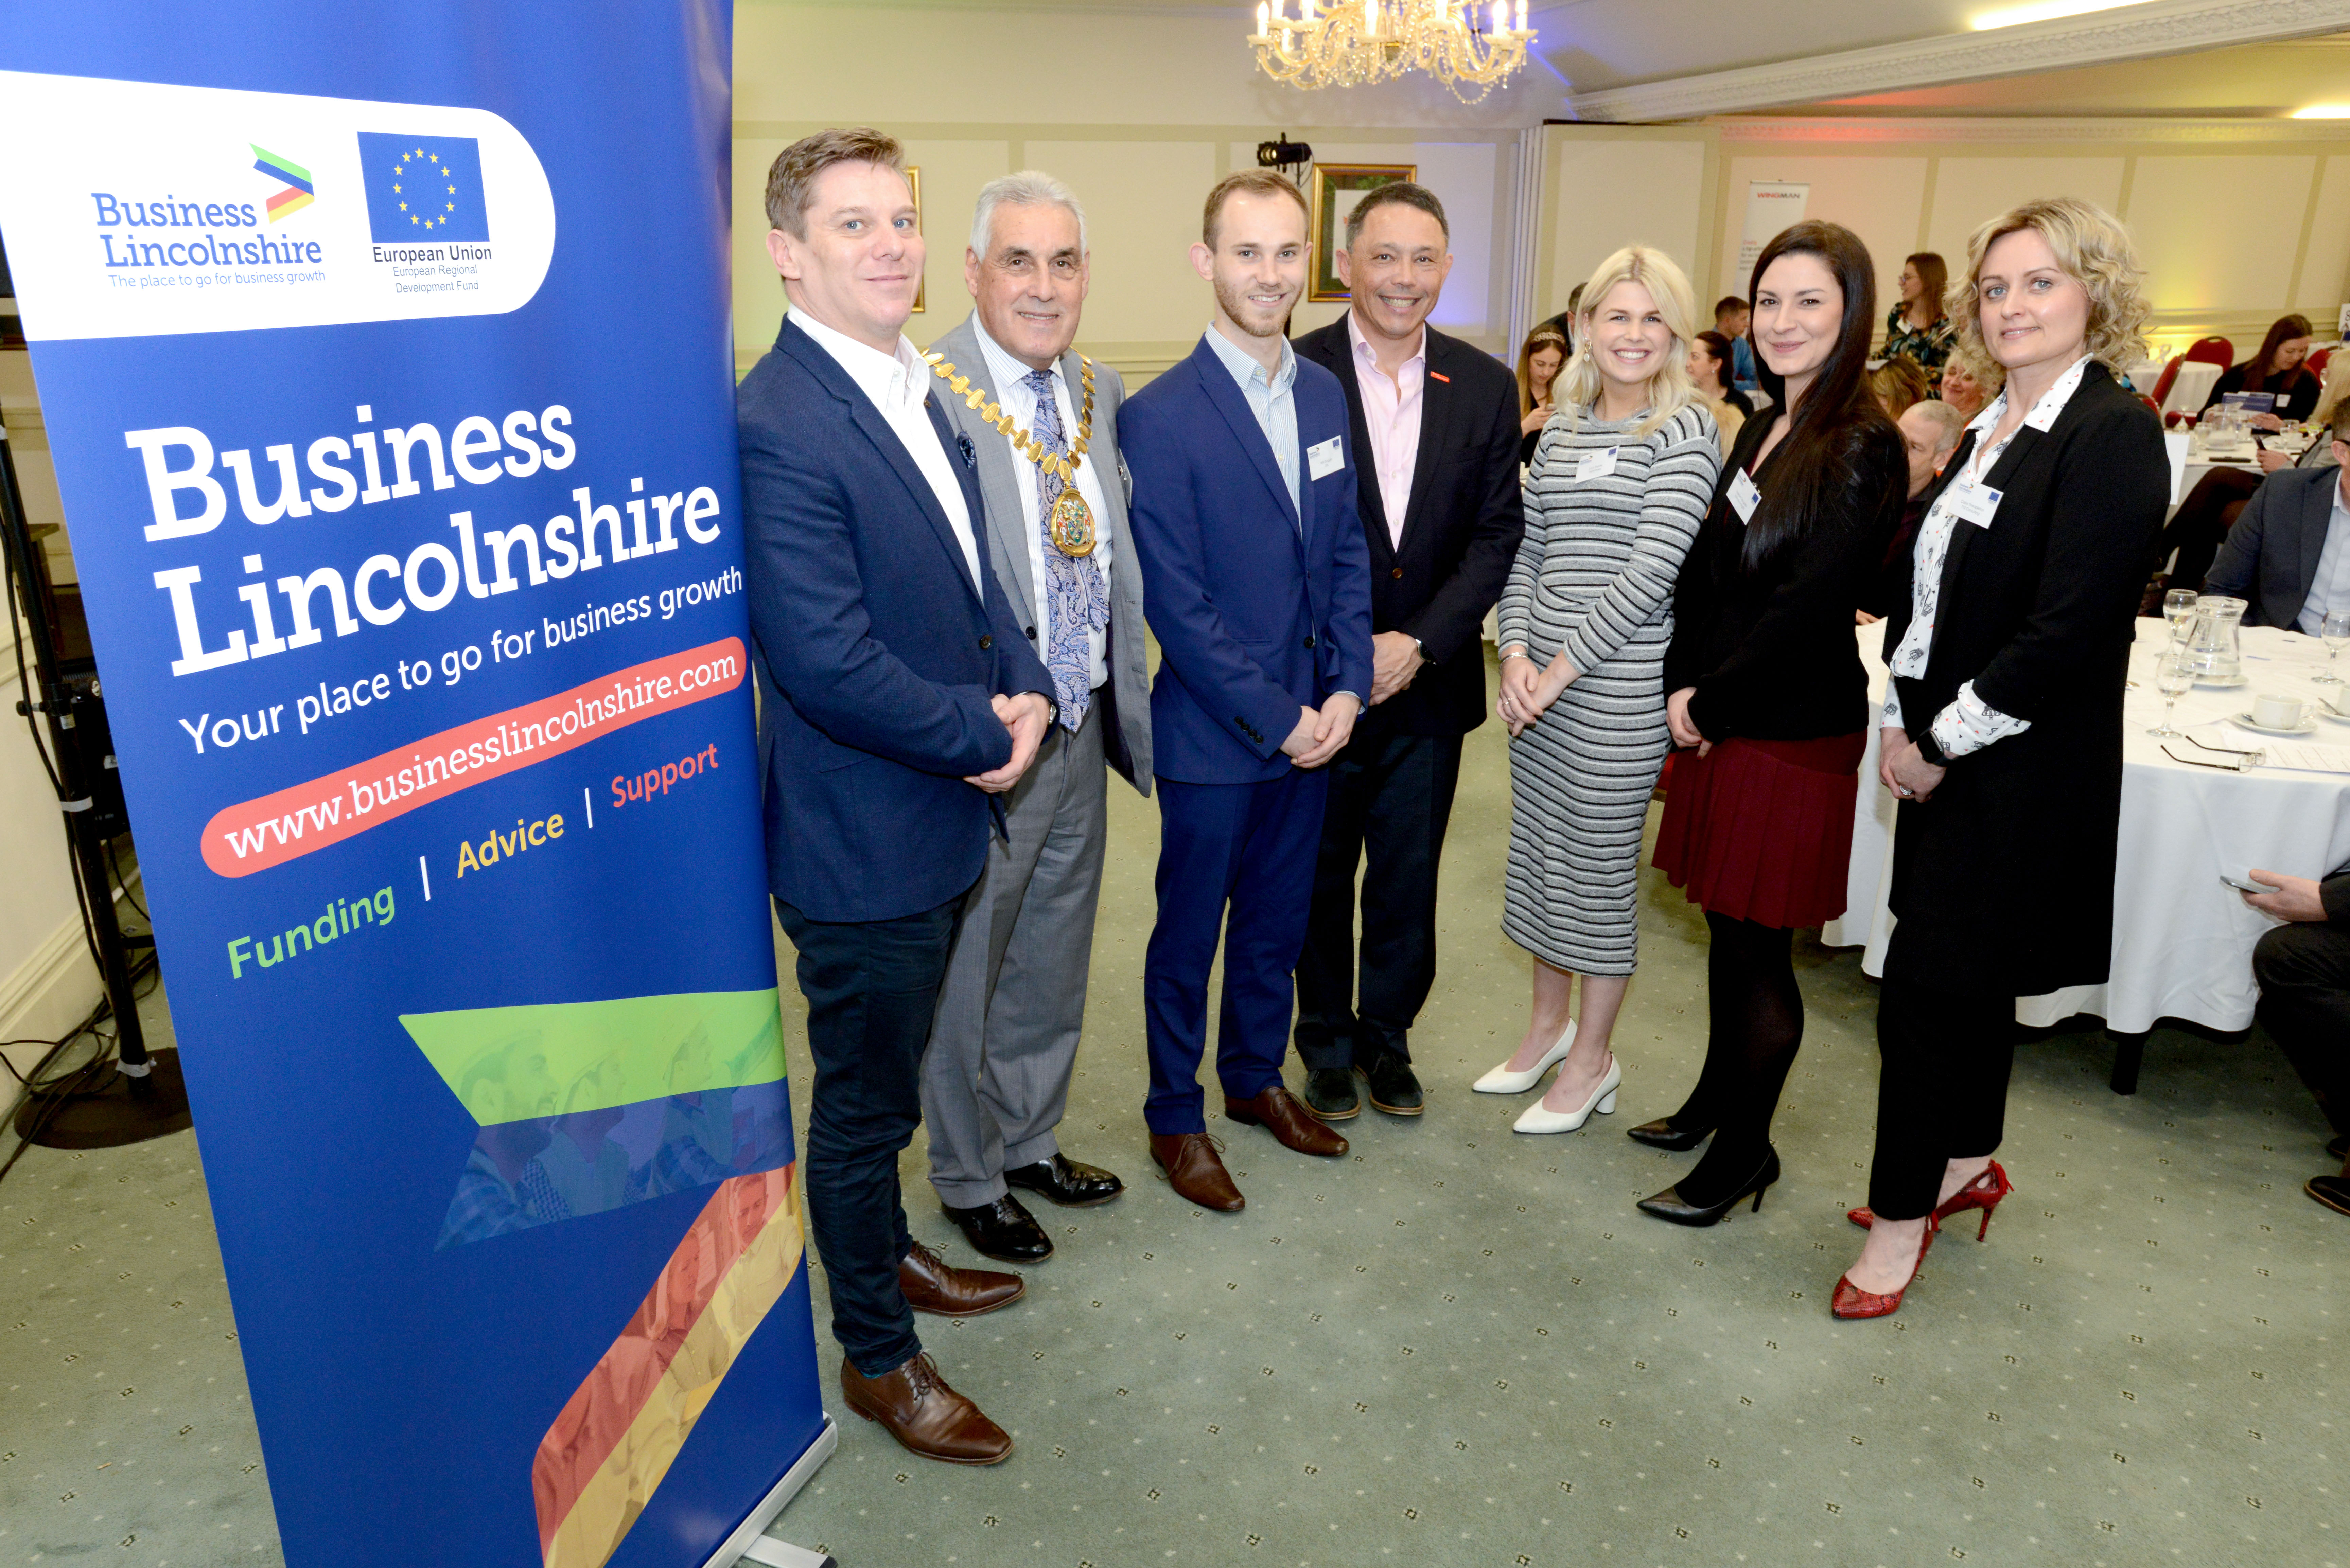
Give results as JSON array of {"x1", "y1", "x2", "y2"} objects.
[{"x1": 1250, "y1": 0, "x2": 1536, "y2": 105}]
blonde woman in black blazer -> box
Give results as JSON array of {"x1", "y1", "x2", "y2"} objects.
[{"x1": 1835, "y1": 198, "x2": 2167, "y2": 1321}]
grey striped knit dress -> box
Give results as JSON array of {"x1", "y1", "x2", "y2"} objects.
[{"x1": 1498, "y1": 401, "x2": 1720, "y2": 975}]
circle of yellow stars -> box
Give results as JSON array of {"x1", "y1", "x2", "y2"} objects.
[{"x1": 390, "y1": 148, "x2": 459, "y2": 228}]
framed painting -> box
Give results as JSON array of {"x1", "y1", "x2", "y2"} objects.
[
  {"x1": 1307, "y1": 163, "x2": 1415, "y2": 302},
  {"x1": 907, "y1": 164, "x2": 925, "y2": 314}
]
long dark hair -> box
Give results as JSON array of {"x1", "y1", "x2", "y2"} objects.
[
  {"x1": 1692, "y1": 329, "x2": 1734, "y2": 394},
  {"x1": 2244, "y1": 313, "x2": 2313, "y2": 392},
  {"x1": 1902, "y1": 251, "x2": 1948, "y2": 327},
  {"x1": 1743, "y1": 220, "x2": 1899, "y2": 566}
]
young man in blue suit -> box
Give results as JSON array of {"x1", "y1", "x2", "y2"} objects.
[
  {"x1": 1120, "y1": 170, "x2": 1376, "y2": 1212},
  {"x1": 737, "y1": 128, "x2": 1056, "y2": 1465}
]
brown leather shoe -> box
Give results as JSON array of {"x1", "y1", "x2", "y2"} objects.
[
  {"x1": 840, "y1": 1352, "x2": 1012, "y2": 1465},
  {"x1": 1150, "y1": 1132, "x2": 1245, "y2": 1212},
  {"x1": 1225, "y1": 1085, "x2": 1350, "y2": 1157},
  {"x1": 897, "y1": 1239, "x2": 1024, "y2": 1317}
]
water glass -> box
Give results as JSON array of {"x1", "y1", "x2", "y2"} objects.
[
  {"x1": 2162, "y1": 589, "x2": 2198, "y2": 639},
  {"x1": 2319, "y1": 611, "x2": 2350, "y2": 686},
  {"x1": 2149, "y1": 648, "x2": 2193, "y2": 738}
]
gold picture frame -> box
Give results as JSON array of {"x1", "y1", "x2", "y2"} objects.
[
  {"x1": 1307, "y1": 163, "x2": 1416, "y2": 302},
  {"x1": 908, "y1": 165, "x2": 925, "y2": 314}
]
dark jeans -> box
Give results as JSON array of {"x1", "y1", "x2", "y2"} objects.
[
  {"x1": 1294, "y1": 729, "x2": 1463, "y2": 1071},
  {"x1": 1867, "y1": 974, "x2": 2017, "y2": 1220},
  {"x1": 775, "y1": 892, "x2": 963, "y2": 1379},
  {"x1": 2254, "y1": 919, "x2": 2350, "y2": 1135}
]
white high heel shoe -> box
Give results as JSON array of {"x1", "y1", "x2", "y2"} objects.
[
  {"x1": 1512, "y1": 1056, "x2": 1621, "y2": 1134},
  {"x1": 1474, "y1": 1020, "x2": 1576, "y2": 1094}
]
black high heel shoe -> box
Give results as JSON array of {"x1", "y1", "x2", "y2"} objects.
[
  {"x1": 1637, "y1": 1148, "x2": 1779, "y2": 1227},
  {"x1": 1626, "y1": 1117, "x2": 1712, "y2": 1152}
]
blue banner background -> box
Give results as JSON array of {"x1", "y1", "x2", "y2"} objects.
[{"x1": 0, "y1": 4, "x2": 826, "y2": 1566}]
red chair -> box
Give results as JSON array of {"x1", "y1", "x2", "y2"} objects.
[
  {"x1": 2311, "y1": 347, "x2": 2333, "y2": 378},
  {"x1": 2149, "y1": 355, "x2": 2182, "y2": 408},
  {"x1": 2184, "y1": 335, "x2": 2234, "y2": 368},
  {"x1": 2136, "y1": 394, "x2": 2160, "y2": 414}
]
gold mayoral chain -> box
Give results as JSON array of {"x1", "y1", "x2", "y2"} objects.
[{"x1": 924, "y1": 351, "x2": 1100, "y2": 557}]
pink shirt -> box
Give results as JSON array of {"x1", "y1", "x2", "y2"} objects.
[{"x1": 1348, "y1": 313, "x2": 1425, "y2": 551}]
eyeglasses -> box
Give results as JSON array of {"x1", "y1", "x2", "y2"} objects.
[{"x1": 2161, "y1": 734, "x2": 2264, "y2": 771}]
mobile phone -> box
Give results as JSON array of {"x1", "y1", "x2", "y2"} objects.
[{"x1": 2221, "y1": 873, "x2": 2274, "y2": 894}]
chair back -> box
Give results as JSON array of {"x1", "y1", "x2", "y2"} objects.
[
  {"x1": 2310, "y1": 346, "x2": 2333, "y2": 378},
  {"x1": 2184, "y1": 335, "x2": 2234, "y2": 368},
  {"x1": 2149, "y1": 355, "x2": 2181, "y2": 407}
]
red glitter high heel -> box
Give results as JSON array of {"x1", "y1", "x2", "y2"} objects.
[
  {"x1": 1830, "y1": 1220, "x2": 1936, "y2": 1321},
  {"x1": 1846, "y1": 1160, "x2": 2014, "y2": 1240}
]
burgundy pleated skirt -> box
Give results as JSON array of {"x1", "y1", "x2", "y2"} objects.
[{"x1": 1652, "y1": 733, "x2": 1867, "y2": 929}]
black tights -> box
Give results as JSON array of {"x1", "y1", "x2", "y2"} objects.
[{"x1": 1669, "y1": 912, "x2": 1802, "y2": 1201}]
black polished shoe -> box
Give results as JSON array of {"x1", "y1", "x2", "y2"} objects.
[
  {"x1": 2309, "y1": 1173, "x2": 2350, "y2": 1216},
  {"x1": 2329, "y1": 1134, "x2": 2348, "y2": 1161},
  {"x1": 1626, "y1": 1117, "x2": 1712, "y2": 1152},
  {"x1": 940, "y1": 1195, "x2": 1053, "y2": 1262},
  {"x1": 1004, "y1": 1153, "x2": 1124, "y2": 1208},
  {"x1": 1302, "y1": 1066, "x2": 1360, "y2": 1121},
  {"x1": 1637, "y1": 1149, "x2": 1780, "y2": 1227},
  {"x1": 1356, "y1": 1049, "x2": 1423, "y2": 1117}
]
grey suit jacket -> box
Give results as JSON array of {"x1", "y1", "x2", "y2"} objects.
[
  {"x1": 928, "y1": 314, "x2": 1153, "y2": 793},
  {"x1": 2205, "y1": 465, "x2": 2347, "y2": 629}
]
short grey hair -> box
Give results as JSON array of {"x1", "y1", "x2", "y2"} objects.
[
  {"x1": 1903, "y1": 397, "x2": 1967, "y2": 454},
  {"x1": 970, "y1": 170, "x2": 1088, "y2": 260}
]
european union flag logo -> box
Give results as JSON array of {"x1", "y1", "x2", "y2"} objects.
[{"x1": 358, "y1": 133, "x2": 490, "y2": 243}]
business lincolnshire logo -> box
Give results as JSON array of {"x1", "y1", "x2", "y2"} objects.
[
  {"x1": 360, "y1": 132, "x2": 490, "y2": 244},
  {"x1": 250, "y1": 145, "x2": 314, "y2": 221}
]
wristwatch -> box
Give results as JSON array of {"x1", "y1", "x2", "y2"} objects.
[{"x1": 1912, "y1": 727, "x2": 1949, "y2": 768}]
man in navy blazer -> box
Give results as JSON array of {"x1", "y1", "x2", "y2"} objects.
[
  {"x1": 1121, "y1": 171, "x2": 1375, "y2": 1212},
  {"x1": 738, "y1": 128, "x2": 1054, "y2": 1466},
  {"x1": 2204, "y1": 407, "x2": 2350, "y2": 632}
]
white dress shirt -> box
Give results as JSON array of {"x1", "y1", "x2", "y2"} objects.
[
  {"x1": 1203, "y1": 324, "x2": 1302, "y2": 522},
  {"x1": 972, "y1": 319, "x2": 1112, "y2": 688},
  {"x1": 1883, "y1": 354, "x2": 2094, "y2": 759},
  {"x1": 790, "y1": 308, "x2": 982, "y2": 588},
  {"x1": 1347, "y1": 312, "x2": 1426, "y2": 550},
  {"x1": 2296, "y1": 478, "x2": 2350, "y2": 636}
]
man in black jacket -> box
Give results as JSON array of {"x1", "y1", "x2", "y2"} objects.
[
  {"x1": 2245, "y1": 860, "x2": 2350, "y2": 1214},
  {"x1": 1290, "y1": 182, "x2": 1525, "y2": 1120}
]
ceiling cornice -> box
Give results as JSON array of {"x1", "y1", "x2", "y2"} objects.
[
  {"x1": 1563, "y1": 0, "x2": 2350, "y2": 123},
  {"x1": 1714, "y1": 114, "x2": 2350, "y2": 144}
]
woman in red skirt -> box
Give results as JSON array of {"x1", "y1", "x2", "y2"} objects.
[{"x1": 1639, "y1": 220, "x2": 1907, "y2": 1225}]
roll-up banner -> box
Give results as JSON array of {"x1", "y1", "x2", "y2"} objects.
[{"x1": 0, "y1": 5, "x2": 832, "y2": 1566}]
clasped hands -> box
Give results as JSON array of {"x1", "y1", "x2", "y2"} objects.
[
  {"x1": 1497, "y1": 648, "x2": 1580, "y2": 738},
  {"x1": 1876, "y1": 725, "x2": 1947, "y2": 802},
  {"x1": 964, "y1": 691, "x2": 1054, "y2": 793},
  {"x1": 1282, "y1": 693, "x2": 1361, "y2": 769}
]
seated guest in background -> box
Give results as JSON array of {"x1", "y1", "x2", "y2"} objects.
[
  {"x1": 1121, "y1": 170, "x2": 1374, "y2": 1212},
  {"x1": 1292, "y1": 182, "x2": 1524, "y2": 1123},
  {"x1": 1643, "y1": 221, "x2": 1906, "y2": 1225},
  {"x1": 2244, "y1": 860, "x2": 2350, "y2": 1213},
  {"x1": 1860, "y1": 398, "x2": 1966, "y2": 624},
  {"x1": 1939, "y1": 353, "x2": 1997, "y2": 422},
  {"x1": 1884, "y1": 251, "x2": 1955, "y2": 387},
  {"x1": 1518, "y1": 325, "x2": 1568, "y2": 465},
  {"x1": 2202, "y1": 403, "x2": 2350, "y2": 630},
  {"x1": 1487, "y1": 245, "x2": 1717, "y2": 1135},
  {"x1": 1714, "y1": 295, "x2": 1759, "y2": 392},
  {"x1": 1868, "y1": 356, "x2": 1930, "y2": 419},
  {"x1": 917, "y1": 171, "x2": 1151, "y2": 1265},
  {"x1": 1688, "y1": 329, "x2": 1752, "y2": 455},
  {"x1": 1537, "y1": 284, "x2": 1585, "y2": 357},
  {"x1": 2201, "y1": 314, "x2": 2321, "y2": 430},
  {"x1": 741, "y1": 127, "x2": 1057, "y2": 1462},
  {"x1": 1842, "y1": 197, "x2": 2165, "y2": 1321},
  {"x1": 2303, "y1": 351, "x2": 2350, "y2": 467}
]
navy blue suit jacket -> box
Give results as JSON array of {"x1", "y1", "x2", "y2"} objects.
[
  {"x1": 737, "y1": 315, "x2": 1053, "y2": 923},
  {"x1": 1121, "y1": 335, "x2": 1374, "y2": 785}
]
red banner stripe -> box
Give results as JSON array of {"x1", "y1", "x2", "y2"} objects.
[{"x1": 198, "y1": 637, "x2": 745, "y2": 877}]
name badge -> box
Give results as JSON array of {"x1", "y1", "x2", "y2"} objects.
[
  {"x1": 1307, "y1": 435, "x2": 1345, "y2": 481},
  {"x1": 1575, "y1": 446, "x2": 1620, "y2": 482},
  {"x1": 1726, "y1": 469, "x2": 1761, "y2": 524},
  {"x1": 1946, "y1": 480, "x2": 2002, "y2": 528}
]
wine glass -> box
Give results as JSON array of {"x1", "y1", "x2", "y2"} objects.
[
  {"x1": 2162, "y1": 589, "x2": 2198, "y2": 640},
  {"x1": 2149, "y1": 647, "x2": 2193, "y2": 738},
  {"x1": 2318, "y1": 611, "x2": 2350, "y2": 686}
]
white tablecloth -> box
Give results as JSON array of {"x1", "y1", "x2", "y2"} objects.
[
  {"x1": 1820, "y1": 620, "x2": 2350, "y2": 1033},
  {"x1": 2159, "y1": 360, "x2": 2223, "y2": 418}
]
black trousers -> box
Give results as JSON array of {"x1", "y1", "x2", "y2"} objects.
[
  {"x1": 1293, "y1": 729, "x2": 1463, "y2": 1071},
  {"x1": 1668, "y1": 913, "x2": 1804, "y2": 1200},
  {"x1": 2155, "y1": 465, "x2": 2259, "y2": 599},
  {"x1": 2254, "y1": 920, "x2": 2350, "y2": 1135},
  {"x1": 1867, "y1": 974, "x2": 2017, "y2": 1220},
  {"x1": 775, "y1": 892, "x2": 963, "y2": 1379}
]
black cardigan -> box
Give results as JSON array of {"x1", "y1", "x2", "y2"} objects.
[
  {"x1": 1882, "y1": 359, "x2": 2167, "y2": 995},
  {"x1": 2200, "y1": 362, "x2": 2321, "y2": 422},
  {"x1": 1663, "y1": 402, "x2": 1906, "y2": 741}
]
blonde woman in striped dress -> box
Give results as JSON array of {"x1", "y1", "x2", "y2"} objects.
[{"x1": 1481, "y1": 246, "x2": 1720, "y2": 1133}]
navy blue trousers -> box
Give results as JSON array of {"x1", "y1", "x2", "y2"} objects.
[{"x1": 1143, "y1": 768, "x2": 1329, "y2": 1135}]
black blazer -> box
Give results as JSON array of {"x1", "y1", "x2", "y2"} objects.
[
  {"x1": 2200, "y1": 362, "x2": 2321, "y2": 422},
  {"x1": 1883, "y1": 359, "x2": 2166, "y2": 994},
  {"x1": 2202, "y1": 465, "x2": 2344, "y2": 628},
  {"x1": 1295, "y1": 321, "x2": 1526, "y2": 738},
  {"x1": 1663, "y1": 402, "x2": 1906, "y2": 741}
]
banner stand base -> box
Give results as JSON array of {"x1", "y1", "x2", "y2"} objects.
[
  {"x1": 16, "y1": 1046, "x2": 194, "y2": 1149},
  {"x1": 706, "y1": 1414, "x2": 840, "y2": 1568}
]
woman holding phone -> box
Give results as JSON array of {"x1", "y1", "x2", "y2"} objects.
[
  {"x1": 1838, "y1": 198, "x2": 2165, "y2": 1319},
  {"x1": 1638, "y1": 221, "x2": 1906, "y2": 1225}
]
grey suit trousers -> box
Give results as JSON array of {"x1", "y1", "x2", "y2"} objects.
[{"x1": 922, "y1": 698, "x2": 1109, "y2": 1206}]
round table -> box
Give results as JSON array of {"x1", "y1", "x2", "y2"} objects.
[{"x1": 1822, "y1": 619, "x2": 2350, "y2": 1037}]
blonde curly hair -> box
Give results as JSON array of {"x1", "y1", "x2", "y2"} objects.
[
  {"x1": 1945, "y1": 197, "x2": 2150, "y2": 376},
  {"x1": 1553, "y1": 244, "x2": 1703, "y2": 441}
]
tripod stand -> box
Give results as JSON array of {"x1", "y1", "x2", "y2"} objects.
[{"x1": 1, "y1": 392, "x2": 189, "y2": 1148}]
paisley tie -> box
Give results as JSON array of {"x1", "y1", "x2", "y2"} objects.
[{"x1": 1024, "y1": 367, "x2": 1109, "y2": 731}]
